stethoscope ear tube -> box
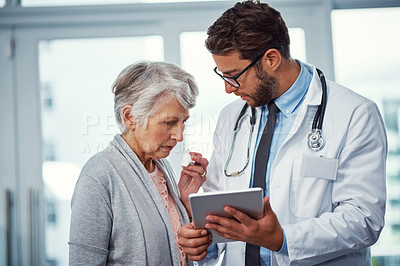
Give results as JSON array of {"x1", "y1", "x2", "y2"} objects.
[
  {"x1": 234, "y1": 103, "x2": 250, "y2": 131},
  {"x1": 314, "y1": 68, "x2": 327, "y2": 131},
  {"x1": 308, "y1": 68, "x2": 327, "y2": 152},
  {"x1": 224, "y1": 103, "x2": 256, "y2": 177}
]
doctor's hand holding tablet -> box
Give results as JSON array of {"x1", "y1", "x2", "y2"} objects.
[
  {"x1": 203, "y1": 195, "x2": 283, "y2": 251},
  {"x1": 178, "y1": 189, "x2": 284, "y2": 262},
  {"x1": 190, "y1": 187, "x2": 283, "y2": 247}
]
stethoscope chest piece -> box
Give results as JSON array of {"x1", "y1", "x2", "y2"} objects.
[{"x1": 308, "y1": 129, "x2": 325, "y2": 152}]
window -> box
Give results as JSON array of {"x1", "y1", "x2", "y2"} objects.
[
  {"x1": 45, "y1": 201, "x2": 57, "y2": 224},
  {"x1": 41, "y1": 82, "x2": 53, "y2": 110},
  {"x1": 332, "y1": 7, "x2": 400, "y2": 264},
  {"x1": 39, "y1": 36, "x2": 163, "y2": 265}
]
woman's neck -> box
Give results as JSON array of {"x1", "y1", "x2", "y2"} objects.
[
  {"x1": 142, "y1": 159, "x2": 155, "y2": 173},
  {"x1": 122, "y1": 133, "x2": 155, "y2": 172}
]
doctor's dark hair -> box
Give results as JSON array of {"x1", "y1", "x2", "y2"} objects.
[
  {"x1": 112, "y1": 61, "x2": 199, "y2": 133},
  {"x1": 205, "y1": 0, "x2": 290, "y2": 61}
]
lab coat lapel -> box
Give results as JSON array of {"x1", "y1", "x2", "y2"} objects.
[{"x1": 279, "y1": 65, "x2": 323, "y2": 150}]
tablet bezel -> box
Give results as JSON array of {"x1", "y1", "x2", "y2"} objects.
[{"x1": 189, "y1": 187, "x2": 264, "y2": 243}]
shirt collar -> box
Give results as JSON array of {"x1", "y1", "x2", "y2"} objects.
[{"x1": 273, "y1": 60, "x2": 312, "y2": 117}]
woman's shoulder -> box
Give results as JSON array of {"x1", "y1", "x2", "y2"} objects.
[{"x1": 79, "y1": 145, "x2": 122, "y2": 181}]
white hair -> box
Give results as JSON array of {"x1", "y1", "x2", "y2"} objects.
[{"x1": 112, "y1": 61, "x2": 199, "y2": 133}]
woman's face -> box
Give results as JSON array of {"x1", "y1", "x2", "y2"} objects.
[{"x1": 130, "y1": 98, "x2": 189, "y2": 162}]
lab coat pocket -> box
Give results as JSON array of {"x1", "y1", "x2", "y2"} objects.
[
  {"x1": 289, "y1": 154, "x2": 338, "y2": 219},
  {"x1": 300, "y1": 154, "x2": 338, "y2": 180}
]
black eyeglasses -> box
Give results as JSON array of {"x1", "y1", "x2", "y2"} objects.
[{"x1": 213, "y1": 47, "x2": 282, "y2": 88}]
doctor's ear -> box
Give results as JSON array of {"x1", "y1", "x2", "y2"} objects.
[
  {"x1": 262, "y1": 48, "x2": 282, "y2": 72},
  {"x1": 122, "y1": 104, "x2": 136, "y2": 131}
]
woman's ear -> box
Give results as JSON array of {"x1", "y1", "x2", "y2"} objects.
[{"x1": 121, "y1": 105, "x2": 136, "y2": 131}]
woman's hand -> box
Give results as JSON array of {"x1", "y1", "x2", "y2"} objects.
[
  {"x1": 178, "y1": 152, "x2": 209, "y2": 214},
  {"x1": 178, "y1": 222, "x2": 212, "y2": 261}
]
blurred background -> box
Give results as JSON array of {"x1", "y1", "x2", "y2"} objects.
[{"x1": 0, "y1": 0, "x2": 399, "y2": 265}]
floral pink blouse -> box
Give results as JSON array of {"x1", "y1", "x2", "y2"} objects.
[{"x1": 149, "y1": 166, "x2": 187, "y2": 266}]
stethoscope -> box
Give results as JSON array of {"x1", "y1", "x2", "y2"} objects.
[{"x1": 224, "y1": 68, "x2": 327, "y2": 177}]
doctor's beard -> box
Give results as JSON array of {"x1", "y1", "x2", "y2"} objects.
[{"x1": 249, "y1": 69, "x2": 278, "y2": 107}]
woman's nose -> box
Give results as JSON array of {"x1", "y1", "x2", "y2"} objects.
[{"x1": 172, "y1": 123, "x2": 184, "y2": 142}]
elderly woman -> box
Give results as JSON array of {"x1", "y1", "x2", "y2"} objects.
[{"x1": 69, "y1": 61, "x2": 209, "y2": 266}]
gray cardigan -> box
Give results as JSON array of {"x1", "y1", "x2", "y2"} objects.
[{"x1": 69, "y1": 134, "x2": 190, "y2": 265}]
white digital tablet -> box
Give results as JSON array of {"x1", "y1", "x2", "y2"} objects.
[{"x1": 189, "y1": 187, "x2": 264, "y2": 243}]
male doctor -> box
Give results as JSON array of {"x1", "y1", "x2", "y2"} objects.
[{"x1": 177, "y1": 1, "x2": 387, "y2": 265}]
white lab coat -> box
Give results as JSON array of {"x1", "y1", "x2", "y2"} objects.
[{"x1": 201, "y1": 64, "x2": 387, "y2": 266}]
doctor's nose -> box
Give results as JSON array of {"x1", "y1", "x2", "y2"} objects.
[{"x1": 225, "y1": 82, "x2": 239, "y2": 94}]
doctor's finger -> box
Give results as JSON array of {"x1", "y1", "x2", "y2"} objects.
[
  {"x1": 206, "y1": 223, "x2": 242, "y2": 241},
  {"x1": 263, "y1": 196, "x2": 272, "y2": 214},
  {"x1": 206, "y1": 215, "x2": 243, "y2": 234},
  {"x1": 223, "y1": 206, "x2": 253, "y2": 225}
]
